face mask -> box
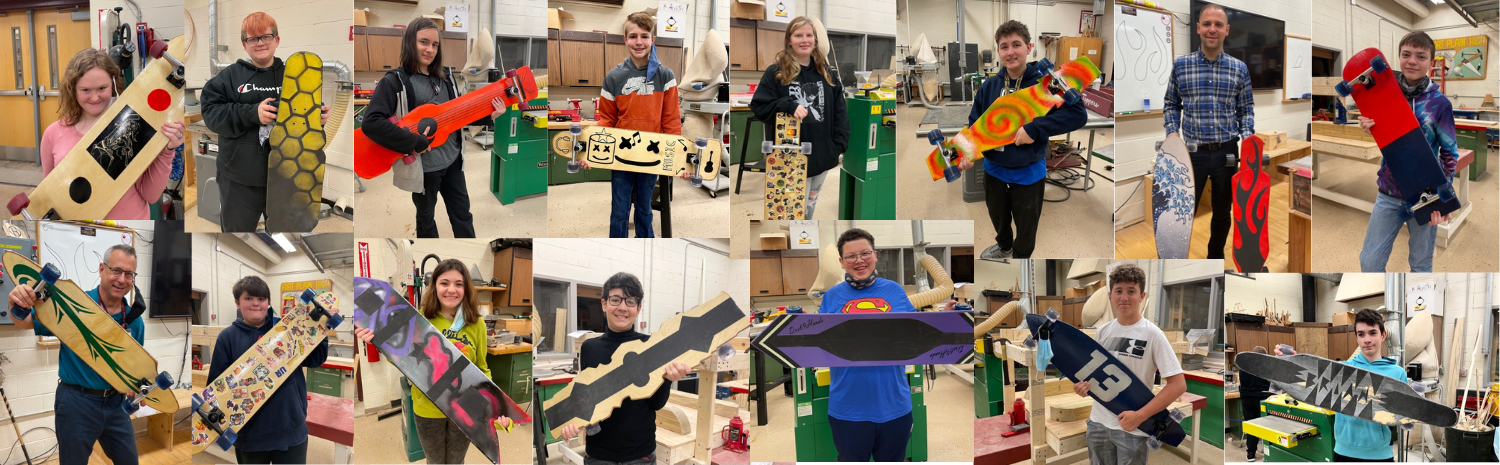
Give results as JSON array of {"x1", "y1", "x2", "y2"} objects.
[{"x1": 845, "y1": 269, "x2": 879, "y2": 290}]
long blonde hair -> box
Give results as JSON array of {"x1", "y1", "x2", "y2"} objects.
[
  {"x1": 58, "y1": 49, "x2": 122, "y2": 126},
  {"x1": 774, "y1": 16, "x2": 835, "y2": 86}
]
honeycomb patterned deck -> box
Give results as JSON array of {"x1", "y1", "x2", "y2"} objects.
[{"x1": 267, "y1": 51, "x2": 325, "y2": 232}]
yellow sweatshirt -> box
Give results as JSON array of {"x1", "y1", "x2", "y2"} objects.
[{"x1": 411, "y1": 312, "x2": 491, "y2": 419}]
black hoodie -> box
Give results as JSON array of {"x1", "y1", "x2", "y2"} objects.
[
  {"x1": 750, "y1": 63, "x2": 850, "y2": 178},
  {"x1": 580, "y1": 328, "x2": 672, "y2": 462},
  {"x1": 202, "y1": 57, "x2": 285, "y2": 187},
  {"x1": 968, "y1": 61, "x2": 1088, "y2": 168},
  {"x1": 360, "y1": 68, "x2": 466, "y2": 160},
  {"x1": 207, "y1": 314, "x2": 329, "y2": 452}
]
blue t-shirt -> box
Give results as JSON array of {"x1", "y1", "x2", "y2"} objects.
[
  {"x1": 818, "y1": 278, "x2": 916, "y2": 422},
  {"x1": 984, "y1": 158, "x2": 1047, "y2": 185},
  {"x1": 32, "y1": 287, "x2": 144, "y2": 391}
]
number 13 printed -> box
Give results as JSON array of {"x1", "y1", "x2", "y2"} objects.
[{"x1": 1076, "y1": 350, "x2": 1129, "y2": 401}]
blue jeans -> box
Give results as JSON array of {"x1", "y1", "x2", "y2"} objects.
[
  {"x1": 55, "y1": 383, "x2": 137, "y2": 465},
  {"x1": 803, "y1": 171, "x2": 829, "y2": 219},
  {"x1": 1360, "y1": 192, "x2": 1436, "y2": 272},
  {"x1": 827, "y1": 411, "x2": 912, "y2": 462},
  {"x1": 609, "y1": 171, "x2": 657, "y2": 238}
]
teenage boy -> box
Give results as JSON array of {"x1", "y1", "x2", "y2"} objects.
[{"x1": 1277, "y1": 309, "x2": 1406, "y2": 461}]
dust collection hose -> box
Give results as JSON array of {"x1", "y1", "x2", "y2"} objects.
[
  {"x1": 973, "y1": 300, "x2": 1020, "y2": 339},
  {"x1": 806, "y1": 244, "x2": 954, "y2": 309}
]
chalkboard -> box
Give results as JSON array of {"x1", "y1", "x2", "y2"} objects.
[
  {"x1": 1284, "y1": 35, "x2": 1312, "y2": 101},
  {"x1": 1113, "y1": 2, "x2": 1174, "y2": 114},
  {"x1": 37, "y1": 221, "x2": 136, "y2": 296}
]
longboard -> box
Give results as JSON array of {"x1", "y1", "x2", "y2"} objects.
[
  {"x1": 3, "y1": 251, "x2": 176, "y2": 413},
  {"x1": 1337, "y1": 48, "x2": 1459, "y2": 225},
  {"x1": 1232, "y1": 135, "x2": 1270, "y2": 272},
  {"x1": 8, "y1": 14, "x2": 193, "y2": 220},
  {"x1": 351, "y1": 277, "x2": 531, "y2": 464},
  {"x1": 551, "y1": 125, "x2": 721, "y2": 182},
  {"x1": 924, "y1": 56, "x2": 1100, "y2": 182},
  {"x1": 763, "y1": 113, "x2": 810, "y2": 220},
  {"x1": 542, "y1": 292, "x2": 746, "y2": 437},
  {"x1": 1152, "y1": 133, "x2": 1195, "y2": 259},
  {"x1": 191, "y1": 289, "x2": 343, "y2": 453},
  {"x1": 265, "y1": 51, "x2": 325, "y2": 233},
  {"x1": 1234, "y1": 352, "x2": 1457, "y2": 427},
  {"x1": 752, "y1": 311, "x2": 975, "y2": 367},
  {"x1": 1025, "y1": 312, "x2": 1187, "y2": 448},
  {"x1": 354, "y1": 66, "x2": 538, "y2": 179}
]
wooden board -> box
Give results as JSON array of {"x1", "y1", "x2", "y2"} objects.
[
  {"x1": 1311, "y1": 134, "x2": 1381, "y2": 161},
  {"x1": 1311, "y1": 121, "x2": 1375, "y2": 143},
  {"x1": 668, "y1": 390, "x2": 741, "y2": 418},
  {"x1": 1293, "y1": 325, "x2": 1329, "y2": 359},
  {"x1": 1048, "y1": 397, "x2": 1093, "y2": 422},
  {"x1": 1448, "y1": 317, "x2": 1465, "y2": 408},
  {"x1": 656, "y1": 404, "x2": 692, "y2": 435}
]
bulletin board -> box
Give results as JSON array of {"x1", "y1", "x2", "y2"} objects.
[{"x1": 1434, "y1": 34, "x2": 1487, "y2": 80}]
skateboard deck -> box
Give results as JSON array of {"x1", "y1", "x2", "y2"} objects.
[
  {"x1": 924, "y1": 56, "x2": 1100, "y2": 182},
  {"x1": 354, "y1": 66, "x2": 538, "y2": 179},
  {"x1": 551, "y1": 125, "x2": 721, "y2": 180},
  {"x1": 1025, "y1": 312, "x2": 1187, "y2": 447},
  {"x1": 1234, "y1": 352, "x2": 1457, "y2": 427},
  {"x1": 763, "y1": 113, "x2": 808, "y2": 220},
  {"x1": 1338, "y1": 48, "x2": 1459, "y2": 225},
  {"x1": 8, "y1": 15, "x2": 192, "y2": 220},
  {"x1": 2, "y1": 251, "x2": 177, "y2": 413},
  {"x1": 191, "y1": 289, "x2": 343, "y2": 453},
  {"x1": 752, "y1": 311, "x2": 975, "y2": 367},
  {"x1": 1152, "y1": 133, "x2": 1195, "y2": 259},
  {"x1": 542, "y1": 292, "x2": 746, "y2": 437},
  {"x1": 351, "y1": 277, "x2": 531, "y2": 464},
  {"x1": 265, "y1": 51, "x2": 325, "y2": 233},
  {"x1": 1232, "y1": 135, "x2": 1270, "y2": 272}
]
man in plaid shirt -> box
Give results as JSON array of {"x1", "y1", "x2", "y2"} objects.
[{"x1": 1163, "y1": 4, "x2": 1253, "y2": 260}]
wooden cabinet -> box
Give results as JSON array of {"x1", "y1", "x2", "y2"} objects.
[
  {"x1": 441, "y1": 31, "x2": 467, "y2": 69},
  {"x1": 605, "y1": 35, "x2": 628, "y2": 71},
  {"x1": 364, "y1": 27, "x2": 404, "y2": 72},
  {"x1": 655, "y1": 37, "x2": 684, "y2": 77},
  {"x1": 757, "y1": 21, "x2": 787, "y2": 70},
  {"x1": 353, "y1": 26, "x2": 370, "y2": 71},
  {"x1": 983, "y1": 290, "x2": 1022, "y2": 328},
  {"x1": 730, "y1": 20, "x2": 757, "y2": 71},
  {"x1": 548, "y1": 29, "x2": 561, "y2": 84},
  {"x1": 559, "y1": 31, "x2": 605, "y2": 87},
  {"x1": 493, "y1": 246, "x2": 534, "y2": 307},
  {"x1": 779, "y1": 249, "x2": 818, "y2": 296},
  {"x1": 750, "y1": 251, "x2": 784, "y2": 297}
]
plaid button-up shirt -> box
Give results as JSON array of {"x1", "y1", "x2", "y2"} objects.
[{"x1": 1164, "y1": 50, "x2": 1255, "y2": 145}]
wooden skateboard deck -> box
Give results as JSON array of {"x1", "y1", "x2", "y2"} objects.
[
  {"x1": 550, "y1": 125, "x2": 721, "y2": 180},
  {"x1": 191, "y1": 289, "x2": 342, "y2": 453},
  {"x1": 924, "y1": 56, "x2": 1100, "y2": 181},
  {"x1": 1232, "y1": 135, "x2": 1270, "y2": 272},
  {"x1": 752, "y1": 311, "x2": 975, "y2": 367},
  {"x1": 1235, "y1": 352, "x2": 1457, "y2": 427},
  {"x1": 265, "y1": 51, "x2": 325, "y2": 233},
  {"x1": 2, "y1": 251, "x2": 177, "y2": 413},
  {"x1": 542, "y1": 292, "x2": 746, "y2": 437},
  {"x1": 1338, "y1": 48, "x2": 1459, "y2": 225},
  {"x1": 763, "y1": 113, "x2": 807, "y2": 220},
  {"x1": 1025, "y1": 312, "x2": 1187, "y2": 447},
  {"x1": 351, "y1": 277, "x2": 531, "y2": 464},
  {"x1": 1152, "y1": 133, "x2": 1195, "y2": 259},
  {"x1": 8, "y1": 15, "x2": 192, "y2": 220},
  {"x1": 354, "y1": 66, "x2": 538, "y2": 179}
]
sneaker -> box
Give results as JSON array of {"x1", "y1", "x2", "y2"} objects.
[
  {"x1": 1247, "y1": 456, "x2": 1257, "y2": 462},
  {"x1": 980, "y1": 245, "x2": 1013, "y2": 261}
]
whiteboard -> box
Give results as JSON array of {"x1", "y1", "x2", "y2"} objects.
[
  {"x1": 37, "y1": 221, "x2": 136, "y2": 295},
  {"x1": 1114, "y1": 3, "x2": 1175, "y2": 114},
  {"x1": 1284, "y1": 35, "x2": 1312, "y2": 100}
]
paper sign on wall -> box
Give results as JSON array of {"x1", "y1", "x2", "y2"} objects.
[
  {"x1": 790, "y1": 220, "x2": 818, "y2": 249},
  {"x1": 445, "y1": 3, "x2": 469, "y2": 33},
  {"x1": 657, "y1": 2, "x2": 687, "y2": 39},
  {"x1": 1407, "y1": 279, "x2": 1445, "y2": 317},
  {"x1": 766, "y1": 0, "x2": 794, "y2": 23}
]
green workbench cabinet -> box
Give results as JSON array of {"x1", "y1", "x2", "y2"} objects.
[
  {"x1": 730, "y1": 111, "x2": 766, "y2": 166},
  {"x1": 1456, "y1": 126, "x2": 1488, "y2": 181},
  {"x1": 487, "y1": 350, "x2": 534, "y2": 403},
  {"x1": 307, "y1": 366, "x2": 343, "y2": 397},
  {"x1": 1184, "y1": 376, "x2": 1225, "y2": 449}
]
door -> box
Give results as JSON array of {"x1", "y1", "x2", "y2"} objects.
[
  {"x1": 33, "y1": 8, "x2": 88, "y2": 146},
  {"x1": 0, "y1": 7, "x2": 87, "y2": 162}
]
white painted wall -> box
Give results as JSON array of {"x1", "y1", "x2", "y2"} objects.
[
  {"x1": 895, "y1": 0, "x2": 1112, "y2": 84},
  {"x1": 533, "y1": 238, "x2": 741, "y2": 335},
  {"x1": 91, "y1": 0, "x2": 187, "y2": 57},
  {"x1": 1225, "y1": 272, "x2": 1303, "y2": 318}
]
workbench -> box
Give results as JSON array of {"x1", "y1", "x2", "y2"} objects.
[{"x1": 1310, "y1": 139, "x2": 1476, "y2": 248}]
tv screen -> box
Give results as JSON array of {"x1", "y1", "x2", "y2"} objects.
[
  {"x1": 1189, "y1": 1, "x2": 1286, "y2": 90},
  {"x1": 149, "y1": 220, "x2": 193, "y2": 318}
]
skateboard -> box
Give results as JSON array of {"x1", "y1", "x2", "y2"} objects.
[
  {"x1": 3, "y1": 252, "x2": 177, "y2": 414},
  {"x1": 1024, "y1": 311, "x2": 1187, "y2": 448},
  {"x1": 543, "y1": 292, "x2": 746, "y2": 437},
  {"x1": 354, "y1": 66, "x2": 539, "y2": 179},
  {"x1": 552, "y1": 124, "x2": 722, "y2": 185},
  {"x1": 763, "y1": 113, "x2": 812, "y2": 220},
  {"x1": 1235, "y1": 352, "x2": 1457, "y2": 427},
  {"x1": 1152, "y1": 133, "x2": 1195, "y2": 259},
  {"x1": 191, "y1": 289, "x2": 343, "y2": 452},
  {"x1": 752, "y1": 311, "x2": 975, "y2": 368},
  {"x1": 924, "y1": 56, "x2": 1100, "y2": 182},
  {"x1": 1336, "y1": 48, "x2": 1459, "y2": 225},
  {"x1": 265, "y1": 51, "x2": 325, "y2": 233},
  {"x1": 351, "y1": 277, "x2": 531, "y2": 464},
  {"x1": 8, "y1": 14, "x2": 192, "y2": 220},
  {"x1": 1232, "y1": 135, "x2": 1270, "y2": 272}
]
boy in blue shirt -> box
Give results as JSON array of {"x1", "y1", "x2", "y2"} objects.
[{"x1": 1277, "y1": 309, "x2": 1406, "y2": 461}]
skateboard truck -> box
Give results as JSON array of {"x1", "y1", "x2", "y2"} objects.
[
  {"x1": 146, "y1": 39, "x2": 186, "y2": 89},
  {"x1": 1036, "y1": 58, "x2": 1085, "y2": 105},
  {"x1": 761, "y1": 140, "x2": 813, "y2": 157},
  {"x1": 1145, "y1": 408, "x2": 1189, "y2": 450},
  {"x1": 122, "y1": 371, "x2": 175, "y2": 414},
  {"x1": 300, "y1": 289, "x2": 345, "y2": 330},
  {"x1": 926, "y1": 129, "x2": 964, "y2": 183},
  {"x1": 566, "y1": 124, "x2": 584, "y2": 174},
  {"x1": 688, "y1": 137, "x2": 710, "y2": 188},
  {"x1": 191, "y1": 393, "x2": 239, "y2": 451},
  {"x1": 7, "y1": 263, "x2": 61, "y2": 320},
  {"x1": 7, "y1": 193, "x2": 61, "y2": 221},
  {"x1": 1335, "y1": 55, "x2": 1390, "y2": 98}
]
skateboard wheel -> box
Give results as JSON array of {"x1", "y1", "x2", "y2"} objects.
[
  {"x1": 942, "y1": 165, "x2": 962, "y2": 183},
  {"x1": 1063, "y1": 89, "x2": 1082, "y2": 105},
  {"x1": 300, "y1": 289, "x2": 316, "y2": 303},
  {"x1": 567, "y1": 160, "x2": 580, "y2": 174},
  {"x1": 156, "y1": 371, "x2": 174, "y2": 389},
  {"x1": 122, "y1": 400, "x2": 141, "y2": 415},
  {"x1": 9, "y1": 305, "x2": 28, "y2": 320},
  {"x1": 191, "y1": 394, "x2": 203, "y2": 412},
  {"x1": 505, "y1": 69, "x2": 520, "y2": 80},
  {"x1": 761, "y1": 140, "x2": 773, "y2": 154},
  {"x1": 953, "y1": 303, "x2": 972, "y2": 312},
  {"x1": 1334, "y1": 81, "x2": 1352, "y2": 98},
  {"x1": 6, "y1": 193, "x2": 29, "y2": 217},
  {"x1": 694, "y1": 137, "x2": 708, "y2": 148},
  {"x1": 1037, "y1": 58, "x2": 1053, "y2": 73},
  {"x1": 569, "y1": 123, "x2": 582, "y2": 135},
  {"x1": 40, "y1": 264, "x2": 60, "y2": 284},
  {"x1": 689, "y1": 172, "x2": 703, "y2": 188},
  {"x1": 148, "y1": 39, "x2": 168, "y2": 59},
  {"x1": 1371, "y1": 55, "x2": 1389, "y2": 73},
  {"x1": 1147, "y1": 436, "x2": 1162, "y2": 451},
  {"x1": 1154, "y1": 141, "x2": 1163, "y2": 151},
  {"x1": 1169, "y1": 408, "x2": 1187, "y2": 422},
  {"x1": 325, "y1": 313, "x2": 344, "y2": 329},
  {"x1": 926, "y1": 129, "x2": 945, "y2": 145},
  {"x1": 217, "y1": 429, "x2": 238, "y2": 450},
  {"x1": 800, "y1": 142, "x2": 813, "y2": 154}
]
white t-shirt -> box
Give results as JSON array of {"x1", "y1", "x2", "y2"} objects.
[{"x1": 1085, "y1": 316, "x2": 1184, "y2": 436}]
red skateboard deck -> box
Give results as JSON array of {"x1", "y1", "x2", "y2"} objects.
[
  {"x1": 1232, "y1": 135, "x2": 1270, "y2": 272},
  {"x1": 353, "y1": 67, "x2": 538, "y2": 179}
]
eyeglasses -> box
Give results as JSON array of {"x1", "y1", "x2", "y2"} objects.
[
  {"x1": 243, "y1": 33, "x2": 277, "y2": 45},
  {"x1": 105, "y1": 265, "x2": 136, "y2": 281},
  {"x1": 606, "y1": 296, "x2": 640, "y2": 308},
  {"x1": 841, "y1": 251, "x2": 875, "y2": 263}
]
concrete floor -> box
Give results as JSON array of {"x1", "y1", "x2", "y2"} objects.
[
  {"x1": 728, "y1": 159, "x2": 841, "y2": 258},
  {"x1": 352, "y1": 134, "x2": 549, "y2": 238},
  {"x1": 547, "y1": 175, "x2": 730, "y2": 238},
  {"x1": 191, "y1": 435, "x2": 339, "y2": 464},
  {"x1": 351, "y1": 402, "x2": 534, "y2": 465},
  {"x1": 185, "y1": 204, "x2": 355, "y2": 233}
]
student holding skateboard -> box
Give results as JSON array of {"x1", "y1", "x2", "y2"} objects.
[
  {"x1": 1356, "y1": 31, "x2": 1459, "y2": 272},
  {"x1": 8, "y1": 245, "x2": 144, "y2": 465},
  {"x1": 956, "y1": 21, "x2": 1086, "y2": 260},
  {"x1": 207, "y1": 276, "x2": 332, "y2": 463},
  {"x1": 553, "y1": 272, "x2": 691, "y2": 464},
  {"x1": 1162, "y1": 4, "x2": 1255, "y2": 260},
  {"x1": 1276, "y1": 309, "x2": 1407, "y2": 461},
  {"x1": 1077, "y1": 264, "x2": 1185, "y2": 465},
  {"x1": 354, "y1": 259, "x2": 512, "y2": 463},
  {"x1": 1238, "y1": 346, "x2": 1273, "y2": 462},
  {"x1": 749, "y1": 15, "x2": 849, "y2": 220},
  {"x1": 38, "y1": 49, "x2": 184, "y2": 220},
  {"x1": 201, "y1": 12, "x2": 331, "y2": 232}
]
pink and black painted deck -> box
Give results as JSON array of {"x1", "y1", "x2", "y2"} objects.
[{"x1": 751, "y1": 311, "x2": 975, "y2": 368}]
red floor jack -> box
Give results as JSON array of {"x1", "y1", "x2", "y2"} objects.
[
  {"x1": 1002, "y1": 398, "x2": 1030, "y2": 437},
  {"x1": 722, "y1": 416, "x2": 748, "y2": 452}
]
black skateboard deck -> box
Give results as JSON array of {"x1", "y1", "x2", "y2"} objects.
[{"x1": 1235, "y1": 352, "x2": 1457, "y2": 427}]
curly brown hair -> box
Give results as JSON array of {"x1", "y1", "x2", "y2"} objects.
[
  {"x1": 1108, "y1": 263, "x2": 1147, "y2": 291},
  {"x1": 57, "y1": 49, "x2": 122, "y2": 126},
  {"x1": 774, "y1": 16, "x2": 835, "y2": 86},
  {"x1": 994, "y1": 20, "x2": 1030, "y2": 46}
]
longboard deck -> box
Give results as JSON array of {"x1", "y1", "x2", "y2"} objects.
[
  {"x1": 3, "y1": 251, "x2": 177, "y2": 412},
  {"x1": 1234, "y1": 352, "x2": 1457, "y2": 427},
  {"x1": 1152, "y1": 133, "x2": 1194, "y2": 259},
  {"x1": 752, "y1": 311, "x2": 975, "y2": 367},
  {"x1": 542, "y1": 292, "x2": 746, "y2": 437},
  {"x1": 1342, "y1": 47, "x2": 1459, "y2": 224},
  {"x1": 1232, "y1": 135, "x2": 1270, "y2": 272},
  {"x1": 763, "y1": 113, "x2": 807, "y2": 220},
  {"x1": 351, "y1": 277, "x2": 531, "y2": 465},
  {"x1": 550, "y1": 126, "x2": 720, "y2": 180},
  {"x1": 265, "y1": 51, "x2": 326, "y2": 233}
]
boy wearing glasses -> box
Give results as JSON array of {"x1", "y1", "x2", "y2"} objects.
[
  {"x1": 8, "y1": 245, "x2": 144, "y2": 465},
  {"x1": 553, "y1": 272, "x2": 690, "y2": 465},
  {"x1": 201, "y1": 12, "x2": 328, "y2": 232}
]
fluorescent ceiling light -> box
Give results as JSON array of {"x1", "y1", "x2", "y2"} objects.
[{"x1": 271, "y1": 233, "x2": 296, "y2": 253}]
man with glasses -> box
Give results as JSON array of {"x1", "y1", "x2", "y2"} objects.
[
  {"x1": 201, "y1": 11, "x2": 328, "y2": 232},
  {"x1": 553, "y1": 272, "x2": 690, "y2": 465},
  {"x1": 8, "y1": 245, "x2": 145, "y2": 465}
]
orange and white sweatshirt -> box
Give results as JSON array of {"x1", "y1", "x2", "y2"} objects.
[{"x1": 597, "y1": 54, "x2": 682, "y2": 135}]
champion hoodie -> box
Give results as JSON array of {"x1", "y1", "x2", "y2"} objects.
[
  {"x1": 201, "y1": 57, "x2": 285, "y2": 187},
  {"x1": 1332, "y1": 351, "x2": 1406, "y2": 460},
  {"x1": 207, "y1": 313, "x2": 329, "y2": 452}
]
